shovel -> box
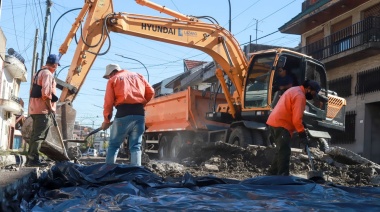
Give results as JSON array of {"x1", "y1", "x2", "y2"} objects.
[
  {"x1": 64, "y1": 122, "x2": 112, "y2": 144},
  {"x1": 65, "y1": 127, "x2": 102, "y2": 144},
  {"x1": 305, "y1": 144, "x2": 325, "y2": 183}
]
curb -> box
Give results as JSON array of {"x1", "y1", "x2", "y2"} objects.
[
  {"x1": 0, "y1": 155, "x2": 27, "y2": 168},
  {"x1": 0, "y1": 168, "x2": 40, "y2": 211},
  {"x1": 0, "y1": 154, "x2": 42, "y2": 211}
]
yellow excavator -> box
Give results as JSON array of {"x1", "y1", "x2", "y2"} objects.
[{"x1": 22, "y1": 0, "x2": 346, "y2": 161}]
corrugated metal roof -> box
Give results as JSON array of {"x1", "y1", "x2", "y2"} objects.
[
  {"x1": 165, "y1": 60, "x2": 208, "y2": 88},
  {"x1": 184, "y1": 60, "x2": 208, "y2": 72}
]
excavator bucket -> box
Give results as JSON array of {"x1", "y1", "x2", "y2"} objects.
[{"x1": 21, "y1": 102, "x2": 76, "y2": 161}]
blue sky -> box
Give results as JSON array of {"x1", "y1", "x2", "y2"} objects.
[{"x1": 0, "y1": 0, "x2": 303, "y2": 127}]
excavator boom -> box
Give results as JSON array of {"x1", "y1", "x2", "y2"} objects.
[{"x1": 57, "y1": 0, "x2": 247, "y2": 119}]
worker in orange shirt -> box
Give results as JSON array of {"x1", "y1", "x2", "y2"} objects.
[
  {"x1": 266, "y1": 79, "x2": 321, "y2": 176},
  {"x1": 27, "y1": 54, "x2": 60, "y2": 167},
  {"x1": 101, "y1": 64, "x2": 155, "y2": 166}
]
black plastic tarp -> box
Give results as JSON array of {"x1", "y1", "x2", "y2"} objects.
[{"x1": 25, "y1": 162, "x2": 380, "y2": 211}]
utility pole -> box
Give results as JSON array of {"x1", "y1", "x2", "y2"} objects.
[
  {"x1": 28, "y1": 29, "x2": 39, "y2": 116},
  {"x1": 40, "y1": 0, "x2": 52, "y2": 68},
  {"x1": 24, "y1": 29, "x2": 38, "y2": 152},
  {"x1": 35, "y1": 53, "x2": 39, "y2": 72},
  {"x1": 255, "y1": 19, "x2": 258, "y2": 44},
  {"x1": 92, "y1": 120, "x2": 95, "y2": 149},
  {"x1": 249, "y1": 35, "x2": 251, "y2": 55},
  {"x1": 228, "y1": 0, "x2": 231, "y2": 32}
]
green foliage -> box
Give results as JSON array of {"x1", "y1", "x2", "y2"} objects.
[{"x1": 103, "y1": 141, "x2": 109, "y2": 149}]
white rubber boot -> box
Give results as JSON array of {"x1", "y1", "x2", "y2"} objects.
[{"x1": 130, "y1": 151, "x2": 142, "y2": 166}]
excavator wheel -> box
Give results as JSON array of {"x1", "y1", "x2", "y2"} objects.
[
  {"x1": 228, "y1": 126, "x2": 252, "y2": 147},
  {"x1": 170, "y1": 133, "x2": 185, "y2": 161},
  {"x1": 251, "y1": 130, "x2": 265, "y2": 146},
  {"x1": 158, "y1": 135, "x2": 170, "y2": 160}
]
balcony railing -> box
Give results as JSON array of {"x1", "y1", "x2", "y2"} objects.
[
  {"x1": 10, "y1": 95, "x2": 24, "y2": 108},
  {"x1": 300, "y1": 16, "x2": 380, "y2": 60}
]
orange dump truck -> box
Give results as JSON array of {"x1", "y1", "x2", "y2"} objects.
[{"x1": 143, "y1": 87, "x2": 229, "y2": 160}]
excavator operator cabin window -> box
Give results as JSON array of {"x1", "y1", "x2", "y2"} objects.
[
  {"x1": 305, "y1": 60, "x2": 328, "y2": 113},
  {"x1": 244, "y1": 54, "x2": 275, "y2": 108}
]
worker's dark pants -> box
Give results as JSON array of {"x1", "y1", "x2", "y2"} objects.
[
  {"x1": 268, "y1": 126, "x2": 291, "y2": 176},
  {"x1": 28, "y1": 114, "x2": 52, "y2": 160}
]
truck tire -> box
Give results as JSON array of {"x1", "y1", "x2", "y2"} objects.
[
  {"x1": 158, "y1": 135, "x2": 170, "y2": 160},
  {"x1": 251, "y1": 130, "x2": 265, "y2": 146},
  {"x1": 228, "y1": 126, "x2": 252, "y2": 147},
  {"x1": 170, "y1": 134, "x2": 184, "y2": 161}
]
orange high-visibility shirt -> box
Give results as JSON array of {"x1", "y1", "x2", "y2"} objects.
[
  {"x1": 29, "y1": 67, "x2": 57, "y2": 115},
  {"x1": 266, "y1": 86, "x2": 306, "y2": 135},
  {"x1": 103, "y1": 70, "x2": 155, "y2": 123}
]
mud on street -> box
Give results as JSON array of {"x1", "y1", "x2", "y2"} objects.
[{"x1": 82, "y1": 142, "x2": 380, "y2": 187}]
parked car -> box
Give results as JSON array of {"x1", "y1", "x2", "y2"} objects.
[
  {"x1": 86, "y1": 148, "x2": 98, "y2": 157},
  {"x1": 98, "y1": 150, "x2": 107, "y2": 157}
]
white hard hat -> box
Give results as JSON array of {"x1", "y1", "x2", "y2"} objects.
[{"x1": 104, "y1": 64, "x2": 122, "y2": 79}]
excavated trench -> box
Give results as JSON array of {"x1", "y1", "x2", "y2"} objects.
[
  {"x1": 1, "y1": 142, "x2": 380, "y2": 211},
  {"x1": 145, "y1": 142, "x2": 380, "y2": 187}
]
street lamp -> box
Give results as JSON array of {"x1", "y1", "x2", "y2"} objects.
[{"x1": 116, "y1": 54, "x2": 150, "y2": 82}]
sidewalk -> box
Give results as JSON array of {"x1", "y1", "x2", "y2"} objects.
[{"x1": 0, "y1": 154, "x2": 26, "y2": 168}]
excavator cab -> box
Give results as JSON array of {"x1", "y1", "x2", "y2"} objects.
[{"x1": 242, "y1": 49, "x2": 346, "y2": 132}]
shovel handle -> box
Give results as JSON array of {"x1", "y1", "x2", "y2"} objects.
[
  {"x1": 83, "y1": 121, "x2": 113, "y2": 141},
  {"x1": 84, "y1": 127, "x2": 102, "y2": 141},
  {"x1": 51, "y1": 113, "x2": 58, "y2": 126}
]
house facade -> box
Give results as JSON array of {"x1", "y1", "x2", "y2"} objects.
[
  {"x1": 280, "y1": 0, "x2": 380, "y2": 163},
  {"x1": 0, "y1": 29, "x2": 27, "y2": 150}
]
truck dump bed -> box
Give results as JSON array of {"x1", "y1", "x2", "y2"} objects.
[{"x1": 145, "y1": 87, "x2": 228, "y2": 132}]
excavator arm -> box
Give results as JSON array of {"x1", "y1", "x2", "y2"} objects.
[{"x1": 57, "y1": 0, "x2": 248, "y2": 118}]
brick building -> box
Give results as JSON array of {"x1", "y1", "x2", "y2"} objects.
[{"x1": 279, "y1": 0, "x2": 380, "y2": 163}]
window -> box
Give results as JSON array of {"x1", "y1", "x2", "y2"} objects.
[
  {"x1": 328, "y1": 75, "x2": 352, "y2": 97},
  {"x1": 13, "y1": 136, "x2": 23, "y2": 149},
  {"x1": 304, "y1": 60, "x2": 328, "y2": 112},
  {"x1": 356, "y1": 66, "x2": 380, "y2": 95},
  {"x1": 330, "y1": 111, "x2": 356, "y2": 144},
  {"x1": 305, "y1": 31, "x2": 324, "y2": 58},
  {"x1": 331, "y1": 17, "x2": 353, "y2": 54},
  {"x1": 363, "y1": 3, "x2": 380, "y2": 19},
  {"x1": 244, "y1": 54, "x2": 274, "y2": 108}
]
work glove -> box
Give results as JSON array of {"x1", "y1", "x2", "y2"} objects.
[{"x1": 298, "y1": 131, "x2": 309, "y2": 146}]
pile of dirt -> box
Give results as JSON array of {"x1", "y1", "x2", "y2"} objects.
[{"x1": 145, "y1": 142, "x2": 380, "y2": 187}]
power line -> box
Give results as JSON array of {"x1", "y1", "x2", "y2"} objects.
[
  {"x1": 231, "y1": 0, "x2": 262, "y2": 22},
  {"x1": 10, "y1": 0, "x2": 21, "y2": 52},
  {"x1": 170, "y1": 0, "x2": 181, "y2": 13},
  {"x1": 240, "y1": 30, "x2": 279, "y2": 46},
  {"x1": 234, "y1": 0, "x2": 298, "y2": 36}
]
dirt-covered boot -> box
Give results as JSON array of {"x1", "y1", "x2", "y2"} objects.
[{"x1": 25, "y1": 157, "x2": 48, "y2": 167}]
